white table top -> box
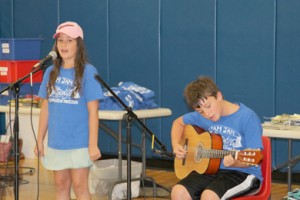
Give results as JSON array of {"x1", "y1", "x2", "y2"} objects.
[
  {"x1": 0, "y1": 105, "x2": 172, "y2": 120},
  {"x1": 0, "y1": 105, "x2": 41, "y2": 115},
  {"x1": 97, "y1": 108, "x2": 172, "y2": 120},
  {"x1": 263, "y1": 124, "x2": 300, "y2": 140}
]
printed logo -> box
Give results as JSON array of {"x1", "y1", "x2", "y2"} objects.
[
  {"x1": 48, "y1": 76, "x2": 79, "y2": 104},
  {"x1": 209, "y1": 125, "x2": 242, "y2": 150}
]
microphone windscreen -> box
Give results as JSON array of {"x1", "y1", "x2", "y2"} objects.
[{"x1": 49, "y1": 51, "x2": 57, "y2": 60}]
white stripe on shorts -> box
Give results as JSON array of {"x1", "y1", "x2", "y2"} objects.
[{"x1": 221, "y1": 174, "x2": 261, "y2": 200}]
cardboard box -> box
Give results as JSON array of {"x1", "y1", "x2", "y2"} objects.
[
  {"x1": 0, "y1": 38, "x2": 42, "y2": 60},
  {"x1": 0, "y1": 60, "x2": 43, "y2": 83}
]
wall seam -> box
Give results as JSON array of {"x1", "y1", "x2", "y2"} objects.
[
  {"x1": 214, "y1": 0, "x2": 218, "y2": 82},
  {"x1": 273, "y1": 0, "x2": 277, "y2": 116},
  {"x1": 57, "y1": 0, "x2": 60, "y2": 24},
  {"x1": 272, "y1": 0, "x2": 278, "y2": 170},
  {"x1": 107, "y1": 0, "x2": 110, "y2": 83},
  {"x1": 11, "y1": 0, "x2": 14, "y2": 37},
  {"x1": 158, "y1": 0, "x2": 162, "y2": 141}
]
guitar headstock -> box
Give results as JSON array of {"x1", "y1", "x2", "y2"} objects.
[{"x1": 237, "y1": 149, "x2": 263, "y2": 166}]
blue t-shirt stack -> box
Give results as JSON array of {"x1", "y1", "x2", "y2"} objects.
[{"x1": 100, "y1": 81, "x2": 158, "y2": 110}]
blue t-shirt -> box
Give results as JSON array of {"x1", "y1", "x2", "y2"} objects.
[
  {"x1": 38, "y1": 64, "x2": 103, "y2": 150},
  {"x1": 183, "y1": 103, "x2": 263, "y2": 181}
]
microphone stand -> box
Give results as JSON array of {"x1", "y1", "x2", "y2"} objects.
[
  {"x1": 94, "y1": 74, "x2": 171, "y2": 200},
  {"x1": 0, "y1": 65, "x2": 46, "y2": 200}
]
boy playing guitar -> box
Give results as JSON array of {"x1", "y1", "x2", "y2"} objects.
[{"x1": 171, "y1": 76, "x2": 263, "y2": 200}]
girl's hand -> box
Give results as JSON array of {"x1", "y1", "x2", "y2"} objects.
[
  {"x1": 89, "y1": 145, "x2": 101, "y2": 161},
  {"x1": 34, "y1": 143, "x2": 44, "y2": 157}
]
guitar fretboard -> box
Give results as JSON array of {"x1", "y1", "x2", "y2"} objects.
[{"x1": 195, "y1": 149, "x2": 236, "y2": 159}]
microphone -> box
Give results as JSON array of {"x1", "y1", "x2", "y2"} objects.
[
  {"x1": 153, "y1": 149, "x2": 175, "y2": 158},
  {"x1": 33, "y1": 51, "x2": 57, "y2": 68}
]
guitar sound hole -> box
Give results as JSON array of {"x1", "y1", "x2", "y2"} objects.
[{"x1": 195, "y1": 143, "x2": 204, "y2": 162}]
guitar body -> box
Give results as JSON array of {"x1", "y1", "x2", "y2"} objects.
[
  {"x1": 174, "y1": 125, "x2": 223, "y2": 180},
  {"x1": 174, "y1": 125, "x2": 263, "y2": 180}
]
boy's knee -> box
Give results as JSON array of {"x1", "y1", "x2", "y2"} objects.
[
  {"x1": 171, "y1": 184, "x2": 192, "y2": 200},
  {"x1": 201, "y1": 189, "x2": 220, "y2": 200}
]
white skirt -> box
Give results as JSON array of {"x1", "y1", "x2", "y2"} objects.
[{"x1": 42, "y1": 147, "x2": 93, "y2": 170}]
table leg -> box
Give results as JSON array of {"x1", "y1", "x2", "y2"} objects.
[
  {"x1": 100, "y1": 119, "x2": 158, "y2": 198},
  {"x1": 288, "y1": 139, "x2": 292, "y2": 191},
  {"x1": 140, "y1": 119, "x2": 157, "y2": 197},
  {"x1": 118, "y1": 120, "x2": 122, "y2": 180},
  {"x1": 142, "y1": 119, "x2": 146, "y2": 178}
]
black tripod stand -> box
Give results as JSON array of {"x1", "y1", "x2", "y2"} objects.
[
  {"x1": 0, "y1": 64, "x2": 46, "y2": 200},
  {"x1": 94, "y1": 74, "x2": 173, "y2": 200}
]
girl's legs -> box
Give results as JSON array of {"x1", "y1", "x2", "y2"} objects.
[
  {"x1": 71, "y1": 167, "x2": 91, "y2": 200},
  {"x1": 54, "y1": 169, "x2": 72, "y2": 200}
]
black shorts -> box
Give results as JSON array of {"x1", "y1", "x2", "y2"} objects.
[{"x1": 177, "y1": 170, "x2": 261, "y2": 200}]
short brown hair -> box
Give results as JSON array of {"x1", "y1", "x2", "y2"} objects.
[{"x1": 184, "y1": 76, "x2": 220, "y2": 108}]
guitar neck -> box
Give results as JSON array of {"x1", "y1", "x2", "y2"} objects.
[{"x1": 200, "y1": 149, "x2": 237, "y2": 159}]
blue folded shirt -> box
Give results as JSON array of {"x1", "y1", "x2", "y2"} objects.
[{"x1": 99, "y1": 82, "x2": 158, "y2": 110}]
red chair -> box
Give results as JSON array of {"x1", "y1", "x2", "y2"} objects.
[{"x1": 233, "y1": 136, "x2": 272, "y2": 200}]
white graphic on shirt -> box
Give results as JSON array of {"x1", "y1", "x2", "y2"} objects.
[
  {"x1": 48, "y1": 76, "x2": 79, "y2": 104},
  {"x1": 209, "y1": 125, "x2": 242, "y2": 150},
  {"x1": 119, "y1": 82, "x2": 151, "y2": 94},
  {"x1": 125, "y1": 94, "x2": 134, "y2": 108}
]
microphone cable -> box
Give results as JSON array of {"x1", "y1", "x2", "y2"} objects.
[{"x1": 29, "y1": 75, "x2": 40, "y2": 200}]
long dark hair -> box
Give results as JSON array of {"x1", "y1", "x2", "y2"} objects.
[{"x1": 47, "y1": 37, "x2": 88, "y2": 98}]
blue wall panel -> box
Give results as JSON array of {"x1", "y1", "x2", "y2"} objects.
[
  {"x1": 108, "y1": 0, "x2": 160, "y2": 86},
  {"x1": 0, "y1": 113, "x2": 5, "y2": 134},
  {"x1": 13, "y1": 0, "x2": 58, "y2": 58},
  {"x1": 216, "y1": 0, "x2": 275, "y2": 120},
  {"x1": 1, "y1": 0, "x2": 300, "y2": 171},
  {"x1": 0, "y1": 0, "x2": 13, "y2": 37},
  {"x1": 276, "y1": 0, "x2": 300, "y2": 114},
  {"x1": 160, "y1": 0, "x2": 216, "y2": 146},
  {"x1": 274, "y1": 0, "x2": 300, "y2": 171},
  {"x1": 107, "y1": 0, "x2": 161, "y2": 155}
]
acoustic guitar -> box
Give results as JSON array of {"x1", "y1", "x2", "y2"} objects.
[{"x1": 174, "y1": 124, "x2": 263, "y2": 179}]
